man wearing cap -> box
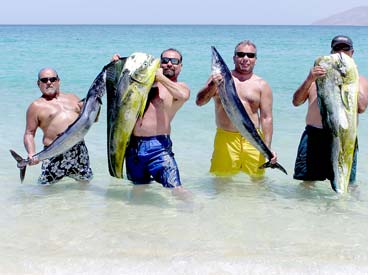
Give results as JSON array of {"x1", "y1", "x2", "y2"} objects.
[{"x1": 292, "y1": 35, "x2": 368, "y2": 188}]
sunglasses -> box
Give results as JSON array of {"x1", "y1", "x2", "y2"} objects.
[
  {"x1": 235, "y1": 52, "x2": 257, "y2": 58},
  {"x1": 39, "y1": 77, "x2": 58, "y2": 83},
  {"x1": 161, "y1": 57, "x2": 181, "y2": 65},
  {"x1": 333, "y1": 44, "x2": 352, "y2": 52}
]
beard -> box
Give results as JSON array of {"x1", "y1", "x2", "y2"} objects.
[
  {"x1": 43, "y1": 87, "x2": 58, "y2": 97},
  {"x1": 163, "y1": 68, "x2": 175, "y2": 78}
]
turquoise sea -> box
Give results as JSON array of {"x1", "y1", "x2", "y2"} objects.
[{"x1": 1, "y1": 25, "x2": 368, "y2": 274}]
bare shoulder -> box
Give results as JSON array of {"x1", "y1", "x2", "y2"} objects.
[
  {"x1": 60, "y1": 92, "x2": 81, "y2": 102},
  {"x1": 253, "y1": 74, "x2": 271, "y2": 91},
  {"x1": 28, "y1": 97, "x2": 46, "y2": 110},
  {"x1": 178, "y1": 81, "x2": 190, "y2": 91},
  {"x1": 360, "y1": 75, "x2": 368, "y2": 89},
  {"x1": 26, "y1": 98, "x2": 46, "y2": 118}
]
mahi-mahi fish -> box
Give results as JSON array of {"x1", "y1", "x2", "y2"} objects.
[
  {"x1": 107, "y1": 52, "x2": 160, "y2": 178},
  {"x1": 211, "y1": 46, "x2": 287, "y2": 175},
  {"x1": 315, "y1": 52, "x2": 359, "y2": 193},
  {"x1": 10, "y1": 62, "x2": 111, "y2": 183}
]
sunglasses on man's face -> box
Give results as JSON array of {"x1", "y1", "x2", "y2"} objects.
[
  {"x1": 235, "y1": 52, "x2": 257, "y2": 58},
  {"x1": 39, "y1": 77, "x2": 58, "y2": 83},
  {"x1": 161, "y1": 57, "x2": 181, "y2": 65}
]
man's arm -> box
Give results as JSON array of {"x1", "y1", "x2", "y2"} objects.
[
  {"x1": 259, "y1": 80, "x2": 273, "y2": 148},
  {"x1": 259, "y1": 80, "x2": 278, "y2": 163},
  {"x1": 358, "y1": 75, "x2": 368, "y2": 113},
  {"x1": 292, "y1": 66, "x2": 325, "y2": 106},
  {"x1": 155, "y1": 68, "x2": 190, "y2": 102},
  {"x1": 196, "y1": 74, "x2": 222, "y2": 106},
  {"x1": 23, "y1": 103, "x2": 40, "y2": 165}
]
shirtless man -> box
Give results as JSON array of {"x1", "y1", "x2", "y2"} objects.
[
  {"x1": 196, "y1": 40, "x2": 277, "y2": 179},
  {"x1": 292, "y1": 35, "x2": 368, "y2": 185},
  {"x1": 112, "y1": 48, "x2": 190, "y2": 190},
  {"x1": 24, "y1": 67, "x2": 93, "y2": 184}
]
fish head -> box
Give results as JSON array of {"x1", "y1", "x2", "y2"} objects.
[{"x1": 124, "y1": 52, "x2": 160, "y2": 84}]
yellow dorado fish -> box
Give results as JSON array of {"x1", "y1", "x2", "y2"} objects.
[
  {"x1": 106, "y1": 53, "x2": 160, "y2": 178},
  {"x1": 315, "y1": 52, "x2": 359, "y2": 193}
]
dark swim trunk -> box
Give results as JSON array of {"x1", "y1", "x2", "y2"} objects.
[
  {"x1": 38, "y1": 141, "x2": 93, "y2": 184},
  {"x1": 293, "y1": 125, "x2": 357, "y2": 183},
  {"x1": 125, "y1": 135, "x2": 181, "y2": 188}
]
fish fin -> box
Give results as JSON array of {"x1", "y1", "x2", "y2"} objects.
[
  {"x1": 20, "y1": 167, "x2": 26, "y2": 183},
  {"x1": 117, "y1": 70, "x2": 131, "y2": 104},
  {"x1": 9, "y1": 149, "x2": 27, "y2": 183},
  {"x1": 340, "y1": 89, "x2": 350, "y2": 110},
  {"x1": 338, "y1": 108, "x2": 349, "y2": 130},
  {"x1": 259, "y1": 161, "x2": 288, "y2": 175},
  {"x1": 10, "y1": 149, "x2": 23, "y2": 163},
  {"x1": 330, "y1": 180, "x2": 338, "y2": 193}
]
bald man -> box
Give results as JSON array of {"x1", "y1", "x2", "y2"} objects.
[{"x1": 24, "y1": 67, "x2": 93, "y2": 184}]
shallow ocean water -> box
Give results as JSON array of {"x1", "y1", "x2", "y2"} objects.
[{"x1": 1, "y1": 25, "x2": 368, "y2": 274}]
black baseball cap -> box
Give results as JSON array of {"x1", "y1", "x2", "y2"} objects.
[{"x1": 331, "y1": 35, "x2": 353, "y2": 49}]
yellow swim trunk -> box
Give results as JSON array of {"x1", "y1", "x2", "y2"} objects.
[{"x1": 210, "y1": 128, "x2": 266, "y2": 177}]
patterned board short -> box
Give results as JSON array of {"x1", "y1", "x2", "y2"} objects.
[{"x1": 38, "y1": 141, "x2": 93, "y2": 184}]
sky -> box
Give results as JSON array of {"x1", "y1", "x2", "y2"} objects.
[{"x1": 1, "y1": 0, "x2": 367, "y2": 25}]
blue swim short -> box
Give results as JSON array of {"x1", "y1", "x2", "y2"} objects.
[
  {"x1": 125, "y1": 135, "x2": 181, "y2": 188},
  {"x1": 38, "y1": 140, "x2": 93, "y2": 184},
  {"x1": 293, "y1": 125, "x2": 357, "y2": 183}
]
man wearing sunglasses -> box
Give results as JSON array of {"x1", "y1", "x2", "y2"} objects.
[
  {"x1": 292, "y1": 35, "x2": 368, "y2": 188},
  {"x1": 23, "y1": 67, "x2": 93, "y2": 184},
  {"x1": 112, "y1": 49, "x2": 190, "y2": 194},
  {"x1": 196, "y1": 40, "x2": 277, "y2": 179}
]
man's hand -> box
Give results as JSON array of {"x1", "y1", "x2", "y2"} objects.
[
  {"x1": 27, "y1": 154, "x2": 40, "y2": 166},
  {"x1": 308, "y1": 66, "x2": 326, "y2": 82}
]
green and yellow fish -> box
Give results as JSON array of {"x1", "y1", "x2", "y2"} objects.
[
  {"x1": 106, "y1": 53, "x2": 160, "y2": 178},
  {"x1": 315, "y1": 52, "x2": 359, "y2": 193}
]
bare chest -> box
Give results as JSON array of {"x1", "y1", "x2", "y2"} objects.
[
  {"x1": 235, "y1": 82, "x2": 261, "y2": 110},
  {"x1": 38, "y1": 98, "x2": 79, "y2": 127}
]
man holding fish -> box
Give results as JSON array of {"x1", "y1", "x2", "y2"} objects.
[
  {"x1": 23, "y1": 67, "x2": 93, "y2": 184},
  {"x1": 111, "y1": 48, "x2": 190, "y2": 192},
  {"x1": 292, "y1": 35, "x2": 368, "y2": 189},
  {"x1": 196, "y1": 40, "x2": 278, "y2": 179}
]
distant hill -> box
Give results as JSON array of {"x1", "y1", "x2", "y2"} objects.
[{"x1": 312, "y1": 6, "x2": 368, "y2": 26}]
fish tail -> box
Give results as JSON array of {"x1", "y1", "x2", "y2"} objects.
[
  {"x1": 9, "y1": 149, "x2": 27, "y2": 183},
  {"x1": 259, "y1": 161, "x2": 288, "y2": 175}
]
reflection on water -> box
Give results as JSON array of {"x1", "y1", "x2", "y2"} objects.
[{"x1": 1, "y1": 172, "x2": 368, "y2": 274}]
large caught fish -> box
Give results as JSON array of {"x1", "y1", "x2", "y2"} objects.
[
  {"x1": 315, "y1": 52, "x2": 359, "y2": 193},
  {"x1": 211, "y1": 46, "x2": 287, "y2": 175},
  {"x1": 10, "y1": 63, "x2": 110, "y2": 183},
  {"x1": 107, "y1": 52, "x2": 160, "y2": 178}
]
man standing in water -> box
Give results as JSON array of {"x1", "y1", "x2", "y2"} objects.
[
  {"x1": 112, "y1": 49, "x2": 190, "y2": 194},
  {"x1": 196, "y1": 40, "x2": 277, "y2": 179},
  {"x1": 292, "y1": 35, "x2": 368, "y2": 187},
  {"x1": 24, "y1": 67, "x2": 93, "y2": 184}
]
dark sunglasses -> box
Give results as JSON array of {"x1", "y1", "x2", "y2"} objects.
[
  {"x1": 39, "y1": 77, "x2": 58, "y2": 83},
  {"x1": 235, "y1": 52, "x2": 257, "y2": 58},
  {"x1": 333, "y1": 44, "x2": 352, "y2": 52},
  {"x1": 161, "y1": 57, "x2": 181, "y2": 65}
]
